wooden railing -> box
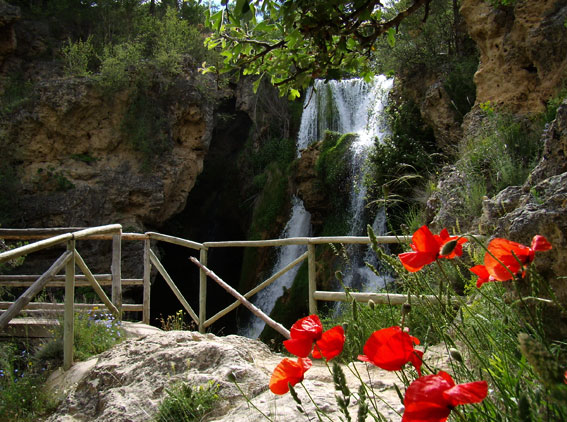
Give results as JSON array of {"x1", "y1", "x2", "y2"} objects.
[
  {"x1": 0, "y1": 225, "x2": 125, "y2": 369},
  {"x1": 2, "y1": 225, "x2": 464, "y2": 369}
]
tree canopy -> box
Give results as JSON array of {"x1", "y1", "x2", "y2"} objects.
[{"x1": 203, "y1": 0, "x2": 433, "y2": 98}]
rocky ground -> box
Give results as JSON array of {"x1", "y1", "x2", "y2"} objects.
[{"x1": 44, "y1": 328, "x2": 449, "y2": 422}]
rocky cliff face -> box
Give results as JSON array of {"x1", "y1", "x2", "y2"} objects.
[
  {"x1": 461, "y1": 0, "x2": 567, "y2": 114},
  {"x1": 427, "y1": 0, "x2": 567, "y2": 322},
  {"x1": 4, "y1": 78, "x2": 213, "y2": 229},
  {"x1": 0, "y1": 1, "x2": 216, "y2": 230}
]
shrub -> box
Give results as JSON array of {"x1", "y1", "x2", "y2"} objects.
[
  {"x1": 35, "y1": 308, "x2": 124, "y2": 365},
  {"x1": 0, "y1": 344, "x2": 56, "y2": 421},
  {"x1": 1, "y1": 74, "x2": 34, "y2": 115},
  {"x1": 62, "y1": 36, "x2": 96, "y2": 77},
  {"x1": 97, "y1": 40, "x2": 143, "y2": 91},
  {"x1": 154, "y1": 381, "x2": 219, "y2": 422},
  {"x1": 454, "y1": 112, "x2": 544, "y2": 218},
  {"x1": 121, "y1": 88, "x2": 172, "y2": 170}
]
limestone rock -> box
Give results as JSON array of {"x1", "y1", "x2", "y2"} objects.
[
  {"x1": 3, "y1": 77, "x2": 213, "y2": 229},
  {"x1": 45, "y1": 331, "x2": 443, "y2": 422},
  {"x1": 294, "y1": 142, "x2": 328, "y2": 227},
  {"x1": 460, "y1": 0, "x2": 567, "y2": 114},
  {"x1": 0, "y1": 0, "x2": 19, "y2": 64}
]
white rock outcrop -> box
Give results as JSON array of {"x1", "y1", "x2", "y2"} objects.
[{"x1": 45, "y1": 330, "x2": 436, "y2": 422}]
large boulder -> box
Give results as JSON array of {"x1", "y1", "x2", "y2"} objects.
[{"x1": 44, "y1": 330, "x2": 420, "y2": 422}]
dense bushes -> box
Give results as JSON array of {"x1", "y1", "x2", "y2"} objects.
[{"x1": 366, "y1": 97, "x2": 441, "y2": 232}]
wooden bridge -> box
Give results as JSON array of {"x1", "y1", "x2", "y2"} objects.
[{"x1": 0, "y1": 224, "x2": 446, "y2": 370}]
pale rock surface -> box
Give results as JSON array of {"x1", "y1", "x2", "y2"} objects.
[
  {"x1": 460, "y1": 0, "x2": 567, "y2": 114},
  {"x1": 44, "y1": 331, "x2": 448, "y2": 422}
]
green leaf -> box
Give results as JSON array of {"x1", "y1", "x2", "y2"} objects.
[
  {"x1": 252, "y1": 74, "x2": 264, "y2": 93},
  {"x1": 288, "y1": 88, "x2": 300, "y2": 100},
  {"x1": 210, "y1": 10, "x2": 224, "y2": 32},
  {"x1": 387, "y1": 27, "x2": 396, "y2": 48}
]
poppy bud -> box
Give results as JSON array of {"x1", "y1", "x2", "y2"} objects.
[
  {"x1": 368, "y1": 299, "x2": 376, "y2": 310},
  {"x1": 342, "y1": 322, "x2": 349, "y2": 333},
  {"x1": 449, "y1": 348, "x2": 463, "y2": 364},
  {"x1": 440, "y1": 239, "x2": 459, "y2": 256},
  {"x1": 402, "y1": 303, "x2": 412, "y2": 316}
]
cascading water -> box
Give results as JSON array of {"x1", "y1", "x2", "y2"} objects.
[
  {"x1": 242, "y1": 76, "x2": 392, "y2": 338},
  {"x1": 299, "y1": 76, "x2": 393, "y2": 292},
  {"x1": 241, "y1": 196, "x2": 311, "y2": 338}
]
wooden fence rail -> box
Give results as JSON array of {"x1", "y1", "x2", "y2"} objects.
[{"x1": 1, "y1": 225, "x2": 468, "y2": 370}]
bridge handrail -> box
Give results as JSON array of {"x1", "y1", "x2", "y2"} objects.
[{"x1": 0, "y1": 224, "x2": 123, "y2": 264}]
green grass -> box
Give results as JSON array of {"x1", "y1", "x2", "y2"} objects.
[
  {"x1": 1, "y1": 308, "x2": 124, "y2": 421},
  {"x1": 154, "y1": 381, "x2": 219, "y2": 422},
  {"x1": 319, "y1": 231, "x2": 567, "y2": 421}
]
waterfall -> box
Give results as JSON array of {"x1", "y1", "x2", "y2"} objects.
[
  {"x1": 242, "y1": 76, "x2": 392, "y2": 338},
  {"x1": 241, "y1": 196, "x2": 311, "y2": 338},
  {"x1": 299, "y1": 76, "x2": 393, "y2": 292}
]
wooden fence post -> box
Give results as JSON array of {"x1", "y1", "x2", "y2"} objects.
[
  {"x1": 111, "y1": 230, "x2": 122, "y2": 319},
  {"x1": 63, "y1": 239, "x2": 76, "y2": 370},
  {"x1": 143, "y1": 238, "x2": 151, "y2": 325},
  {"x1": 199, "y1": 248, "x2": 207, "y2": 334},
  {"x1": 308, "y1": 243, "x2": 317, "y2": 314}
]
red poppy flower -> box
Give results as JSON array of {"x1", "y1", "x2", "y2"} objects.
[
  {"x1": 312, "y1": 325, "x2": 345, "y2": 361},
  {"x1": 269, "y1": 357, "x2": 312, "y2": 395},
  {"x1": 284, "y1": 315, "x2": 345, "y2": 361},
  {"x1": 402, "y1": 371, "x2": 488, "y2": 422},
  {"x1": 471, "y1": 235, "x2": 552, "y2": 288},
  {"x1": 399, "y1": 226, "x2": 468, "y2": 272},
  {"x1": 357, "y1": 326, "x2": 423, "y2": 375}
]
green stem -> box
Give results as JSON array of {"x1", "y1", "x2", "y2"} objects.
[{"x1": 231, "y1": 378, "x2": 274, "y2": 422}]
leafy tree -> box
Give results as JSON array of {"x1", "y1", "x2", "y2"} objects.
[{"x1": 203, "y1": 0, "x2": 433, "y2": 98}]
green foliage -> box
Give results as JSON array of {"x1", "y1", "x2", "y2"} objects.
[
  {"x1": 247, "y1": 163, "x2": 289, "y2": 240},
  {"x1": 62, "y1": 36, "x2": 95, "y2": 77},
  {"x1": 35, "y1": 308, "x2": 124, "y2": 365},
  {"x1": 0, "y1": 344, "x2": 56, "y2": 421},
  {"x1": 1, "y1": 74, "x2": 34, "y2": 115},
  {"x1": 70, "y1": 153, "x2": 98, "y2": 163},
  {"x1": 374, "y1": 0, "x2": 473, "y2": 74},
  {"x1": 204, "y1": 0, "x2": 433, "y2": 97},
  {"x1": 97, "y1": 40, "x2": 144, "y2": 91},
  {"x1": 33, "y1": 166, "x2": 75, "y2": 192},
  {"x1": 366, "y1": 98, "x2": 441, "y2": 231},
  {"x1": 543, "y1": 87, "x2": 567, "y2": 123},
  {"x1": 154, "y1": 381, "x2": 219, "y2": 422},
  {"x1": 454, "y1": 113, "x2": 544, "y2": 218},
  {"x1": 121, "y1": 88, "x2": 171, "y2": 170},
  {"x1": 316, "y1": 132, "x2": 354, "y2": 193},
  {"x1": 443, "y1": 55, "x2": 478, "y2": 122}
]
